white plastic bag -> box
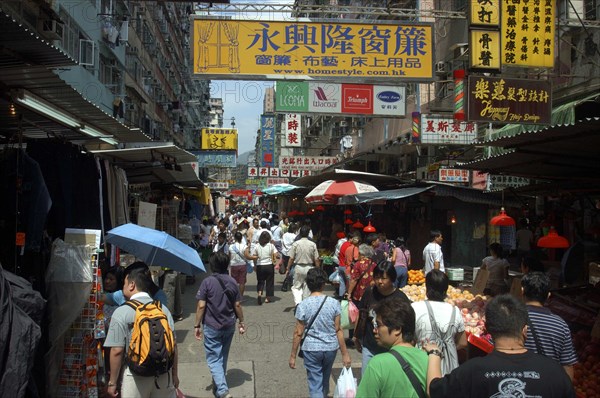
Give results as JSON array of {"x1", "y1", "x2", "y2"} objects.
[{"x1": 334, "y1": 367, "x2": 357, "y2": 398}]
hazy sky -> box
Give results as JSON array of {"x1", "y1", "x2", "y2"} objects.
[{"x1": 207, "y1": 0, "x2": 294, "y2": 154}]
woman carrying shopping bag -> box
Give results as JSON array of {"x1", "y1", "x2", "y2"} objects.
[
  {"x1": 289, "y1": 268, "x2": 352, "y2": 398},
  {"x1": 246, "y1": 231, "x2": 277, "y2": 305}
]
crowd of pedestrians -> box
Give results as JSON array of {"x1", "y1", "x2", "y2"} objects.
[{"x1": 101, "y1": 208, "x2": 578, "y2": 398}]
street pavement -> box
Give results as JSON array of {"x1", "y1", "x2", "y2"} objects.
[{"x1": 174, "y1": 269, "x2": 361, "y2": 398}]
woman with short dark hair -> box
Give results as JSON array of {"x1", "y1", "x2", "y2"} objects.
[
  {"x1": 290, "y1": 268, "x2": 351, "y2": 398},
  {"x1": 481, "y1": 242, "x2": 510, "y2": 296},
  {"x1": 412, "y1": 270, "x2": 466, "y2": 376},
  {"x1": 247, "y1": 230, "x2": 277, "y2": 305},
  {"x1": 229, "y1": 231, "x2": 249, "y2": 298}
]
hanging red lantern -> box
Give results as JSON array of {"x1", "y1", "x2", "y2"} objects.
[
  {"x1": 345, "y1": 218, "x2": 354, "y2": 225},
  {"x1": 344, "y1": 209, "x2": 352, "y2": 215},
  {"x1": 537, "y1": 227, "x2": 570, "y2": 248},
  {"x1": 315, "y1": 205, "x2": 325, "y2": 211},
  {"x1": 363, "y1": 221, "x2": 376, "y2": 233},
  {"x1": 490, "y1": 208, "x2": 516, "y2": 227},
  {"x1": 336, "y1": 231, "x2": 346, "y2": 239},
  {"x1": 352, "y1": 220, "x2": 364, "y2": 229}
]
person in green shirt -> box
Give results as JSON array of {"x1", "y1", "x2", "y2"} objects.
[{"x1": 356, "y1": 297, "x2": 428, "y2": 398}]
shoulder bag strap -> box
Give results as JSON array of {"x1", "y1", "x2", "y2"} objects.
[
  {"x1": 424, "y1": 300, "x2": 442, "y2": 337},
  {"x1": 388, "y1": 349, "x2": 427, "y2": 398},
  {"x1": 213, "y1": 275, "x2": 235, "y2": 307},
  {"x1": 302, "y1": 296, "x2": 328, "y2": 339},
  {"x1": 527, "y1": 315, "x2": 545, "y2": 356}
]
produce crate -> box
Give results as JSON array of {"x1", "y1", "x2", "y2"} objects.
[{"x1": 547, "y1": 285, "x2": 600, "y2": 327}]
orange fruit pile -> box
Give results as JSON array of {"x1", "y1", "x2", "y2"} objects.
[{"x1": 407, "y1": 270, "x2": 425, "y2": 285}]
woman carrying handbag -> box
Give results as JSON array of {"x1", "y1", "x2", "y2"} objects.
[{"x1": 247, "y1": 231, "x2": 278, "y2": 305}]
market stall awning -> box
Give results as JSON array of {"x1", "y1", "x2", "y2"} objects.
[
  {"x1": 338, "y1": 186, "x2": 433, "y2": 204},
  {"x1": 459, "y1": 93, "x2": 600, "y2": 187},
  {"x1": 91, "y1": 145, "x2": 202, "y2": 185},
  {"x1": 262, "y1": 183, "x2": 303, "y2": 196},
  {"x1": 292, "y1": 168, "x2": 404, "y2": 189}
]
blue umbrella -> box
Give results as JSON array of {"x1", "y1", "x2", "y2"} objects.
[
  {"x1": 105, "y1": 223, "x2": 205, "y2": 275},
  {"x1": 262, "y1": 183, "x2": 302, "y2": 195}
]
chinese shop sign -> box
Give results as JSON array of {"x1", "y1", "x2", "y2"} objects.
[
  {"x1": 420, "y1": 115, "x2": 477, "y2": 145},
  {"x1": 467, "y1": 76, "x2": 551, "y2": 124},
  {"x1": 248, "y1": 167, "x2": 312, "y2": 179},
  {"x1": 487, "y1": 175, "x2": 530, "y2": 191},
  {"x1": 201, "y1": 128, "x2": 238, "y2": 151},
  {"x1": 439, "y1": 168, "x2": 470, "y2": 183},
  {"x1": 260, "y1": 115, "x2": 275, "y2": 167},
  {"x1": 469, "y1": 0, "x2": 500, "y2": 26},
  {"x1": 192, "y1": 19, "x2": 434, "y2": 81},
  {"x1": 470, "y1": 30, "x2": 501, "y2": 70},
  {"x1": 501, "y1": 0, "x2": 555, "y2": 68},
  {"x1": 275, "y1": 81, "x2": 406, "y2": 116},
  {"x1": 191, "y1": 151, "x2": 237, "y2": 168},
  {"x1": 279, "y1": 156, "x2": 339, "y2": 171},
  {"x1": 207, "y1": 181, "x2": 229, "y2": 190},
  {"x1": 284, "y1": 113, "x2": 302, "y2": 147}
]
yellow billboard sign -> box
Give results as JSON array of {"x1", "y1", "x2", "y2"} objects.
[
  {"x1": 470, "y1": 30, "x2": 501, "y2": 70},
  {"x1": 501, "y1": 0, "x2": 555, "y2": 68},
  {"x1": 469, "y1": 0, "x2": 500, "y2": 26},
  {"x1": 192, "y1": 19, "x2": 434, "y2": 81},
  {"x1": 201, "y1": 128, "x2": 238, "y2": 151}
]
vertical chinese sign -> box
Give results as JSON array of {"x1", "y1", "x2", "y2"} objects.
[
  {"x1": 501, "y1": 0, "x2": 555, "y2": 68},
  {"x1": 284, "y1": 114, "x2": 302, "y2": 147},
  {"x1": 260, "y1": 114, "x2": 275, "y2": 167},
  {"x1": 469, "y1": 0, "x2": 501, "y2": 71}
]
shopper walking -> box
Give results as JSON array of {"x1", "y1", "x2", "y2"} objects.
[
  {"x1": 391, "y1": 237, "x2": 411, "y2": 288},
  {"x1": 412, "y1": 270, "x2": 466, "y2": 376},
  {"x1": 289, "y1": 268, "x2": 351, "y2": 398},
  {"x1": 288, "y1": 225, "x2": 321, "y2": 305},
  {"x1": 195, "y1": 252, "x2": 245, "y2": 398},
  {"x1": 481, "y1": 242, "x2": 510, "y2": 296},
  {"x1": 229, "y1": 231, "x2": 249, "y2": 298},
  {"x1": 423, "y1": 230, "x2": 445, "y2": 274},
  {"x1": 247, "y1": 231, "x2": 277, "y2": 305},
  {"x1": 104, "y1": 263, "x2": 179, "y2": 398}
]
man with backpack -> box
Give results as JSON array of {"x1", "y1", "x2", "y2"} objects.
[{"x1": 104, "y1": 262, "x2": 179, "y2": 397}]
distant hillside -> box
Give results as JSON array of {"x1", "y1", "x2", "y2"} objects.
[{"x1": 237, "y1": 150, "x2": 254, "y2": 165}]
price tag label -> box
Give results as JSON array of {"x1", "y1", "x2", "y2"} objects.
[{"x1": 15, "y1": 232, "x2": 26, "y2": 247}]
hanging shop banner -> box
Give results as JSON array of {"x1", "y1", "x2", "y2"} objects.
[
  {"x1": 471, "y1": 171, "x2": 489, "y2": 190},
  {"x1": 487, "y1": 175, "x2": 530, "y2": 191},
  {"x1": 267, "y1": 177, "x2": 289, "y2": 185},
  {"x1": 279, "y1": 155, "x2": 339, "y2": 171},
  {"x1": 281, "y1": 169, "x2": 313, "y2": 178},
  {"x1": 439, "y1": 168, "x2": 470, "y2": 183},
  {"x1": 501, "y1": 0, "x2": 555, "y2": 68},
  {"x1": 207, "y1": 182, "x2": 229, "y2": 190},
  {"x1": 138, "y1": 201, "x2": 157, "y2": 229},
  {"x1": 420, "y1": 115, "x2": 477, "y2": 145},
  {"x1": 260, "y1": 115, "x2": 275, "y2": 167},
  {"x1": 201, "y1": 128, "x2": 238, "y2": 150},
  {"x1": 284, "y1": 113, "x2": 302, "y2": 147},
  {"x1": 192, "y1": 19, "x2": 434, "y2": 81},
  {"x1": 275, "y1": 81, "x2": 406, "y2": 116},
  {"x1": 191, "y1": 151, "x2": 237, "y2": 168},
  {"x1": 469, "y1": 29, "x2": 501, "y2": 70},
  {"x1": 467, "y1": 76, "x2": 551, "y2": 124},
  {"x1": 469, "y1": 0, "x2": 500, "y2": 26}
]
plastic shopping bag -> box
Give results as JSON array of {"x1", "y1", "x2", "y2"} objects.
[
  {"x1": 176, "y1": 388, "x2": 186, "y2": 398},
  {"x1": 348, "y1": 300, "x2": 359, "y2": 324},
  {"x1": 340, "y1": 300, "x2": 353, "y2": 330},
  {"x1": 334, "y1": 367, "x2": 357, "y2": 398}
]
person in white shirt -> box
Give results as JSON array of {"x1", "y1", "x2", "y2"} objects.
[
  {"x1": 423, "y1": 230, "x2": 445, "y2": 274},
  {"x1": 281, "y1": 222, "x2": 299, "y2": 275}
]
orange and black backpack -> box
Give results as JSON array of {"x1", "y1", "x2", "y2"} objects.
[{"x1": 125, "y1": 299, "x2": 175, "y2": 382}]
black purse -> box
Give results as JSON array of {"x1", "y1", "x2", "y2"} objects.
[{"x1": 298, "y1": 296, "x2": 328, "y2": 359}]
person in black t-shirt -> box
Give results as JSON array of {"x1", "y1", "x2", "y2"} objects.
[{"x1": 423, "y1": 294, "x2": 575, "y2": 398}]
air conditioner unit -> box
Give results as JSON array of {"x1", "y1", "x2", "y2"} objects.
[
  {"x1": 435, "y1": 61, "x2": 447, "y2": 75},
  {"x1": 453, "y1": 44, "x2": 469, "y2": 60},
  {"x1": 38, "y1": 19, "x2": 64, "y2": 40}
]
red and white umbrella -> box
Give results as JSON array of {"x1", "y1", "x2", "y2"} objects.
[{"x1": 305, "y1": 180, "x2": 378, "y2": 204}]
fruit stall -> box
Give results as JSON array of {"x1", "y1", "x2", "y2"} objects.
[{"x1": 401, "y1": 272, "x2": 600, "y2": 397}]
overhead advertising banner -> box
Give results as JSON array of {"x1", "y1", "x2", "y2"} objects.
[
  {"x1": 439, "y1": 168, "x2": 470, "y2": 183},
  {"x1": 192, "y1": 19, "x2": 434, "y2": 81},
  {"x1": 420, "y1": 115, "x2": 477, "y2": 145},
  {"x1": 501, "y1": 0, "x2": 555, "y2": 68},
  {"x1": 279, "y1": 155, "x2": 338, "y2": 171},
  {"x1": 201, "y1": 128, "x2": 238, "y2": 150},
  {"x1": 260, "y1": 115, "x2": 275, "y2": 167},
  {"x1": 284, "y1": 113, "x2": 302, "y2": 147},
  {"x1": 471, "y1": 171, "x2": 489, "y2": 190},
  {"x1": 470, "y1": 29, "x2": 501, "y2": 70},
  {"x1": 487, "y1": 175, "x2": 529, "y2": 191},
  {"x1": 275, "y1": 82, "x2": 406, "y2": 116},
  {"x1": 207, "y1": 181, "x2": 229, "y2": 190},
  {"x1": 191, "y1": 151, "x2": 237, "y2": 168},
  {"x1": 267, "y1": 177, "x2": 289, "y2": 185},
  {"x1": 467, "y1": 76, "x2": 551, "y2": 124},
  {"x1": 469, "y1": 0, "x2": 500, "y2": 26}
]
